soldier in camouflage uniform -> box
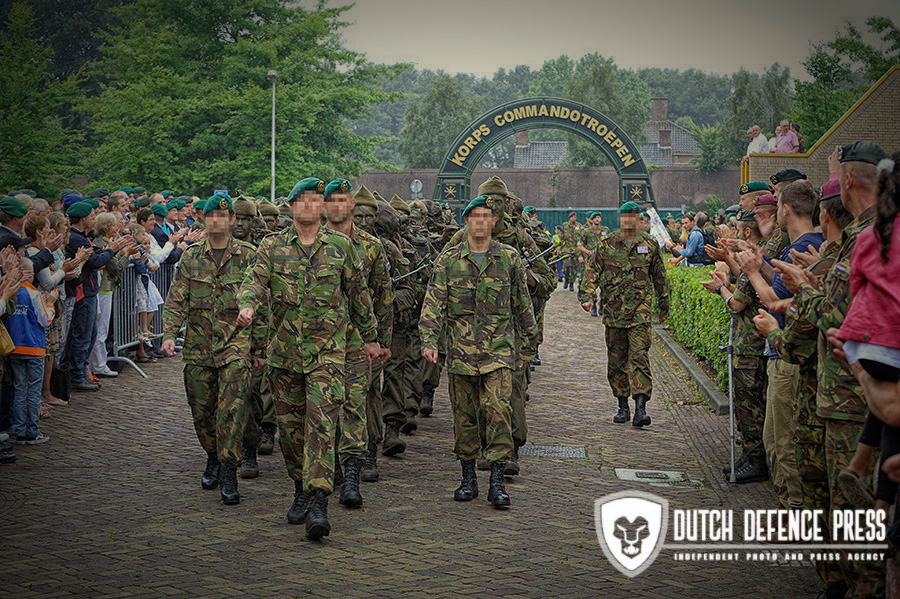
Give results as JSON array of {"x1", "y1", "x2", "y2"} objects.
[
  {"x1": 579, "y1": 201, "x2": 669, "y2": 427},
  {"x1": 577, "y1": 211, "x2": 610, "y2": 317},
  {"x1": 161, "y1": 193, "x2": 262, "y2": 506},
  {"x1": 789, "y1": 142, "x2": 886, "y2": 598},
  {"x1": 420, "y1": 194, "x2": 537, "y2": 508},
  {"x1": 190, "y1": 199, "x2": 206, "y2": 231},
  {"x1": 560, "y1": 212, "x2": 582, "y2": 290},
  {"x1": 324, "y1": 179, "x2": 393, "y2": 508},
  {"x1": 237, "y1": 177, "x2": 381, "y2": 541},
  {"x1": 524, "y1": 205, "x2": 553, "y2": 367},
  {"x1": 257, "y1": 200, "x2": 280, "y2": 232}
]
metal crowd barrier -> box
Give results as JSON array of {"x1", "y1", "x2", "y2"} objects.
[{"x1": 108, "y1": 261, "x2": 178, "y2": 377}]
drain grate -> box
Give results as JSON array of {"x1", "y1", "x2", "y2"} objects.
[{"x1": 518, "y1": 445, "x2": 586, "y2": 459}]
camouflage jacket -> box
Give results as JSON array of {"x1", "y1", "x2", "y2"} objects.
[
  {"x1": 344, "y1": 224, "x2": 393, "y2": 350},
  {"x1": 579, "y1": 225, "x2": 611, "y2": 254},
  {"x1": 731, "y1": 239, "x2": 767, "y2": 357},
  {"x1": 420, "y1": 239, "x2": 537, "y2": 375},
  {"x1": 764, "y1": 224, "x2": 791, "y2": 260},
  {"x1": 795, "y1": 206, "x2": 875, "y2": 422},
  {"x1": 560, "y1": 221, "x2": 582, "y2": 250},
  {"x1": 579, "y1": 230, "x2": 669, "y2": 328},
  {"x1": 237, "y1": 225, "x2": 376, "y2": 375},
  {"x1": 162, "y1": 237, "x2": 264, "y2": 367}
]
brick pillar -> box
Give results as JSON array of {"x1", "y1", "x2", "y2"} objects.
[
  {"x1": 659, "y1": 129, "x2": 672, "y2": 148},
  {"x1": 651, "y1": 97, "x2": 668, "y2": 122},
  {"x1": 516, "y1": 131, "x2": 529, "y2": 146}
]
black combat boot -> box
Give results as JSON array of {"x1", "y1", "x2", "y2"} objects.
[
  {"x1": 504, "y1": 443, "x2": 520, "y2": 476},
  {"x1": 201, "y1": 453, "x2": 220, "y2": 490},
  {"x1": 219, "y1": 464, "x2": 240, "y2": 505},
  {"x1": 361, "y1": 441, "x2": 379, "y2": 482},
  {"x1": 488, "y1": 462, "x2": 511, "y2": 508},
  {"x1": 401, "y1": 409, "x2": 418, "y2": 434},
  {"x1": 454, "y1": 459, "x2": 478, "y2": 501},
  {"x1": 531, "y1": 348, "x2": 541, "y2": 366},
  {"x1": 722, "y1": 453, "x2": 749, "y2": 476},
  {"x1": 731, "y1": 455, "x2": 769, "y2": 484},
  {"x1": 420, "y1": 384, "x2": 435, "y2": 417},
  {"x1": 305, "y1": 490, "x2": 331, "y2": 540},
  {"x1": 382, "y1": 422, "x2": 406, "y2": 456},
  {"x1": 333, "y1": 458, "x2": 344, "y2": 488},
  {"x1": 287, "y1": 481, "x2": 308, "y2": 524},
  {"x1": 632, "y1": 394, "x2": 651, "y2": 428},
  {"x1": 613, "y1": 397, "x2": 631, "y2": 424},
  {"x1": 339, "y1": 457, "x2": 363, "y2": 508},
  {"x1": 258, "y1": 423, "x2": 276, "y2": 456},
  {"x1": 240, "y1": 446, "x2": 259, "y2": 479}
]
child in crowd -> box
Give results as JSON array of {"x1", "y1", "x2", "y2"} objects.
[
  {"x1": 7, "y1": 257, "x2": 57, "y2": 445},
  {"x1": 127, "y1": 225, "x2": 163, "y2": 362}
]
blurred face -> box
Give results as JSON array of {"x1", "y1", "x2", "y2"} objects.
[
  {"x1": 206, "y1": 210, "x2": 235, "y2": 236},
  {"x1": 292, "y1": 192, "x2": 324, "y2": 225},
  {"x1": 325, "y1": 192, "x2": 354, "y2": 225},
  {"x1": 619, "y1": 212, "x2": 639, "y2": 233},
  {"x1": 465, "y1": 207, "x2": 496, "y2": 240},
  {"x1": 232, "y1": 215, "x2": 253, "y2": 240}
]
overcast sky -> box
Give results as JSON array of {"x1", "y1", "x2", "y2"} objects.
[{"x1": 332, "y1": 0, "x2": 899, "y2": 79}]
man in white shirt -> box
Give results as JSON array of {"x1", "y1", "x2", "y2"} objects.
[{"x1": 743, "y1": 125, "x2": 769, "y2": 161}]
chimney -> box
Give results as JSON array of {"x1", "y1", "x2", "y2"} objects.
[
  {"x1": 651, "y1": 97, "x2": 668, "y2": 123},
  {"x1": 516, "y1": 130, "x2": 529, "y2": 146},
  {"x1": 659, "y1": 128, "x2": 672, "y2": 149}
]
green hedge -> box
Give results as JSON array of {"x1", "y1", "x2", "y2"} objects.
[{"x1": 665, "y1": 266, "x2": 730, "y2": 389}]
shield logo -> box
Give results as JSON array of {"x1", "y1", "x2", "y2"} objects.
[{"x1": 594, "y1": 490, "x2": 668, "y2": 577}]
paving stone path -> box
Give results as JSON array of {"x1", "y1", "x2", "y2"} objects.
[{"x1": 1, "y1": 287, "x2": 820, "y2": 598}]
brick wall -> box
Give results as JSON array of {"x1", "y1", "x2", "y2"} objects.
[{"x1": 748, "y1": 66, "x2": 900, "y2": 186}]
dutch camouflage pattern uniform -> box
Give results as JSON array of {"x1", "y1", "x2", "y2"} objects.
[
  {"x1": 560, "y1": 220, "x2": 582, "y2": 286},
  {"x1": 162, "y1": 237, "x2": 263, "y2": 466},
  {"x1": 580, "y1": 230, "x2": 669, "y2": 399},
  {"x1": 339, "y1": 224, "x2": 393, "y2": 463},
  {"x1": 237, "y1": 225, "x2": 377, "y2": 495},
  {"x1": 578, "y1": 224, "x2": 611, "y2": 310},
  {"x1": 766, "y1": 241, "x2": 842, "y2": 592},
  {"x1": 794, "y1": 206, "x2": 883, "y2": 598},
  {"x1": 420, "y1": 239, "x2": 537, "y2": 463}
]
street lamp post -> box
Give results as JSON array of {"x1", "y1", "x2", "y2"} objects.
[{"x1": 268, "y1": 69, "x2": 278, "y2": 202}]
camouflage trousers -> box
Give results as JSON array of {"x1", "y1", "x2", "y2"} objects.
[
  {"x1": 733, "y1": 356, "x2": 767, "y2": 461},
  {"x1": 604, "y1": 324, "x2": 652, "y2": 398},
  {"x1": 382, "y1": 325, "x2": 419, "y2": 426},
  {"x1": 404, "y1": 327, "x2": 424, "y2": 410},
  {"x1": 270, "y1": 365, "x2": 343, "y2": 495},
  {"x1": 449, "y1": 369, "x2": 513, "y2": 463},
  {"x1": 533, "y1": 295, "x2": 547, "y2": 347},
  {"x1": 510, "y1": 362, "x2": 528, "y2": 446},
  {"x1": 763, "y1": 359, "x2": 803, "y2": 510},
  {"x1": 824, "y1": 418, "x2": 885, "y2": 599},
  {"x1": 337, "y1": 343, "x2": 369, "y2": 463},
  {"x1": 423, "y1": 354, "x2": 441, "y2": 389},
  {"x1": 183, "y1": 361, "x2": 249, "y2": 466},
  {"x1": 563, "y1": 254, "x2": 579, "y2": 284},
  {"x1": 366, "y1": 360, "x2": 384, "y2": 444},
  {"x1": 242, "y1": 363, "x2": 273, "y2": 450}
]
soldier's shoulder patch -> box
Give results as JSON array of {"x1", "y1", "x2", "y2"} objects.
[
  {"x1": 787, "y1": 303, "x2": 798, "y2": 317},
  {"x1": 834, "y1": 263, "x2": 847, "y2": 275}
]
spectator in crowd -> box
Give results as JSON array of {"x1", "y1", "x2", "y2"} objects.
[
  {"x1": 743, "y1": 125, "x2": 769, "y2": 161},
  {"x1": 666, "y1": 212, "x2": 713, "y2": 266},
  {"x1": 792, "y1": 123, "x2": 805, "y2": 153},
  {"x1": 142, "y1": 206, "x2": 186, "y2": 264},
  {"x1": 126, "y1": 224, "x2": 164, "y2": 364},
  {"x1": 770, "y1": 119, "x2": 800, "y2": 154},
  {"x1": 89, "y1": 213, "x2": 130, "y2": 378}
]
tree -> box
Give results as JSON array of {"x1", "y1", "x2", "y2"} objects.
[
  {"x1": 397, "y1": 74, "x2": 484, "y2": 169},
  {"x1": 0, "y1": 3, "x2": 82, "y2": 195},
  {"x1": 690, "y1": 124, "x2": 732, "y2": 173},
  {"x1": 829, "y1": 17, "x2": 900, "y2": 82},
  {"x1": 636, "y1": 67, "x2": 732, "y2": 126}
]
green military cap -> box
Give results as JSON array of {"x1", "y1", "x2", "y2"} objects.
[
  {"x1": 523, "y1": 205, "x2": 535, "y2": 214},
  {"x1": 617, "y1": 201, "x2": 641, "y2": 214},
  {"x1": 135, "y1": 197, "x2": 151, "y2": 208},
  {"x1": 769, "y1": 168, "x2": 806, "y2": 186},
  {"x1": 171, "y1": 199, "x2": 184, "y2": 210},
  {"x1": 257, "y1": 200, "x2": 279, "y2": 217},
  {"x1": 324, "y1": 178, "x2": 352, "y2": 200},
  {"x1": 160, "y1": 190, "x2": 174, "y2": 199},
  {"x1": 192, "y1": 199, "x2": 207, "y2": 211},
  {"x1": 232, "y1": 194, "x2": 257, "y2": 216},
  {"x1": 739, "y1": 181, "x2": 771, "y2": 195},
  {"x1": 0, "y1": 196, "x2": 27, "y2": 217},
  {"x1": 461, "y1": 194, "x2": 499, "y2": 218},
  {"x1": 66, "y1": 201, "x2": 93, "y2": 218},
  {"x1": 133, "y1": 186, "x2": 146, "y2": 194},
  {"x1": 203, "y1": 193, "x2": 232, "y2": 215},
  {"x1": 738, "y1": 210, "x2": 757, "y2": 222},
  {"x1": 6, "y1": 190, "x2": 24, "y2": 196},
  {"x1": 353, "y1": 185, "x2": 378, "y2": 211},
  {"x1": 665, "y1": 212, "x2": 673, "y2": 218},
  {"x1": 287, "y1": 177, "x2": 325, "y2": 202},
  {"x1": 390, "y1": 194, "x2": 410, "y2": 215},
  {"x1": 88, "y1": 188, "x2": 109, "y2": 198},
  {"x1": 838, "y1": 141, "x2": 886, "y2": 165},
  {"x1": 150, "y1": 203, "x2": 169, "y2": 217},
  {"x1": 58, "y1": 188, "x2": 77, "y2": 199},
  {"x1": 640, "y1": 211, "x2": 648, "y2": 218},
  {"x1": 83, "y1": 198, "x2": 100, "y2": 209},
  {"x1": 278, "y1": 202, "x2": 292, "y2": 217},
  {"x1": 118, "y1": 187, "x2": 134, "y2": 194},
  {"x1": 477, "y1": 175, "x2": 508, "y2": 198},
  {"x1": 166, "y1": 200, "x2": 178, "y2": 211}
]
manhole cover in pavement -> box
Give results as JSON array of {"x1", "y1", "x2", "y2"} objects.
[{"x1": 518, "y1": 445, "x2": 586, "y2": 458}]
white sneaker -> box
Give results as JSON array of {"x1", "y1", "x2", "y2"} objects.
[
  {"x1": 26, "y1": 433, "x2": 50, "y2": 445},
  {"x1": 96, "y1": 367, "x2": 119, "y2": 378},
  {"x1": 0, "y1": 432, "x2": 8, "y2": 442}
]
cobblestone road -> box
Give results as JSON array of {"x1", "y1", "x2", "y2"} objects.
[{"x1": 1, "y1": 287, "x2": 820, "y2": 598}]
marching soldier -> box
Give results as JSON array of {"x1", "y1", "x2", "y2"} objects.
[
  {"x1": 577, "y1": 211, "x2": 610, "y2": 317},
  {"x1": 560, "y1": 211, "x2": 582, "y2": 290},
  {"x1": 579, "y1": 201, "x2": 669, "y2": 427}
]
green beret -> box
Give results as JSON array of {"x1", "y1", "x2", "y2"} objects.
[
  {"x1": 389, "y1": 194, "x2": 410, "y2": 215},
  {"x1": 279, "y1": 202, "x2": 292, "y2": 217},
  {"x1": 134, "y1": 197, "x2": 151, "y2": 208},
  {"x1": 232, "y1": 195, "x2": 257, "y2": 217},
  {"x1": 257, "y1": 201, "x2": 279, "y2": 217},
  {"x1": 192, "y1": 199, "x2": 207, "y2": 211},
  {"x1": 838, "y1": 141, "x2": 886, "y2": 165},
  {"x1": 150, "y1": 204, "x2": 169, "y2": 217},
  {"x1": 118, "y1": 187, "x2": 134, "y2": 195},
  {"x1": 84, "y1": 198, "x2": 100, "y2": 209},
  {"x1": 203, "y1": 193, "x2": 233, "y2": 215},
  {"x1": 133, "y1": 187, "x2": 146, "y2": 194},
  {"x1": 0, "y1": 196, "x2": 28, "y2": 218},
  {"x1": 769, "y1": 169, "x2": 806, "y2": 186},
  {"x1": 617, "y1": 202, "x2": 641, "y2": 214},
  {"x1": 353, "y1": 185, "x2": 378, "y2": 211},
  {"x1": 166, "y1": 201, "x2": 178, "y2": 211},
  {"x1": 160, "y1": 190, "x2": 174, "y2": 199},
  {"x1": 287, "y1": 177, "x2": 325, "y2": 202},
  {"x1": 441, "y1": 202, "x2": 450, "y2": 209},
  {"x1": 88, "y1": 188, "x2": 109, "y2": 198},
  {"x1": 66, "y1": 201, "x2": 93, "y2": 219},
  {"x1": 739, "y1": 181, "x2": 771, "y2": 195},
  {"x1": 523, "y1": 206, "x2": 535, "y2": 214},
  {"x1": 174, "y1": 199, "x2": 186, "y2": 210},
  {"x1": 324, "y1": 178, "x2": 352, "y2": 200},
  {"x1": 461, "y1": 194, "x2": 499, "y2": 219},
  {"x1": 477, "y1": 176, "x2": 509, "y2": 198}
]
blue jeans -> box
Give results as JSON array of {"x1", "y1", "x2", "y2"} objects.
[
  {"x1": 556, "y1": 259, "x2": 563, "y2": 280},
  {"x1": 67, "y1": 295, "x2": 98, "y2": 383},
  {"x1": 10, "y1": 356, "x2": 44, "y2": 437}
]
